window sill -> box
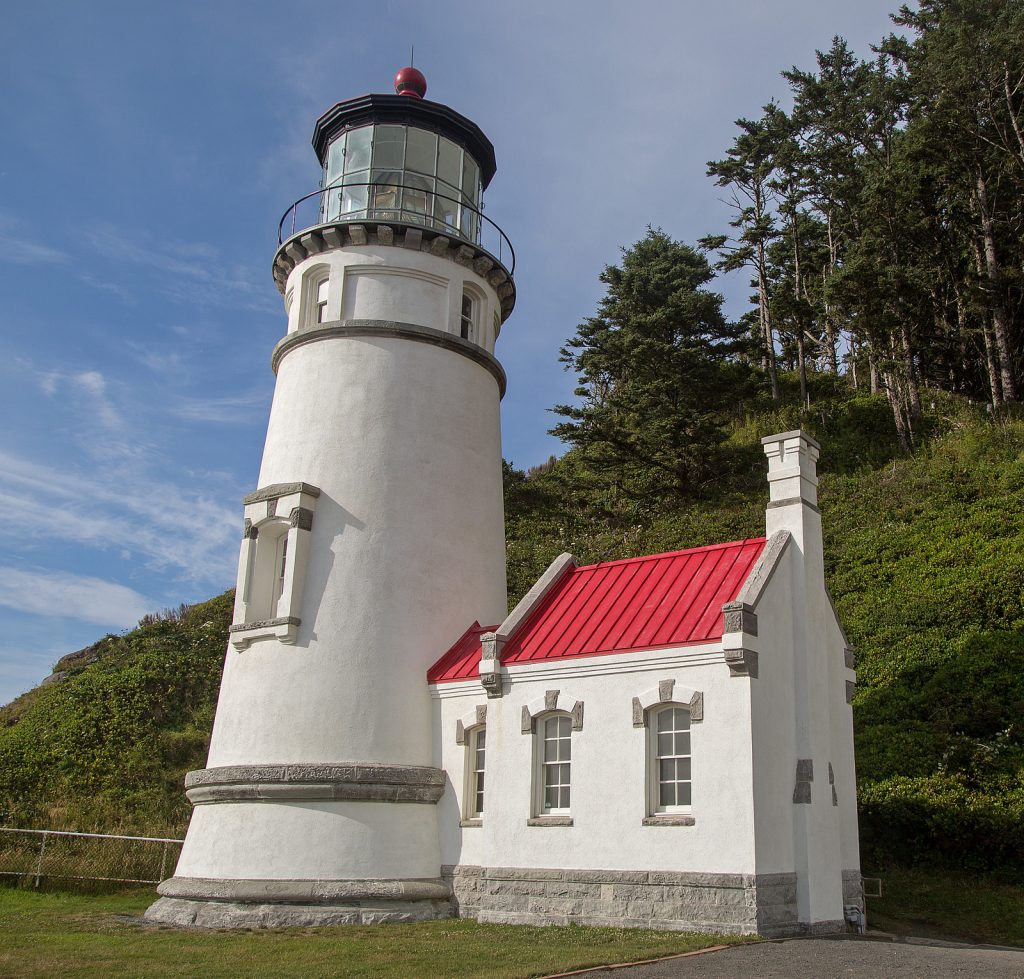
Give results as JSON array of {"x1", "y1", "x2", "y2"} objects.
[
  {"x1": 228, "y1": 616, "x2": 300, "y2": 650},
  {"x1": 642, "y1": 815, "x2": 695, "y2": 826},
  {"x1": 527, "y1": 816, "x2": 573, "y2": 827},
  {"x1": 460, "y1": 819, "x2": 483, "y2": 828}
]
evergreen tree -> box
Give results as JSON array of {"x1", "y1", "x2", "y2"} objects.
[{"x1": 551, "y1": 230, "x2": 746, "y2": 502}]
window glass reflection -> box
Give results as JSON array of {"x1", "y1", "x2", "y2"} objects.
[{"x1": 344, "y1": 127, "x2": 372, "y2": 172}]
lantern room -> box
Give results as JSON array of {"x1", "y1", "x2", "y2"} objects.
[{"x1": 310, "y1": 69, "x2": 498, "y2": 245}]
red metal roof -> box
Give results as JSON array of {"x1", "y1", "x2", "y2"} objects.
[{"x1": 427, "y1": 538, "x2": 766, "y2": 683}]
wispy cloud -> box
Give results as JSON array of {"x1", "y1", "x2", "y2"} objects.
[
  {"x1": 170, "y1": 389, "x2": 270, "y2": 425},
  {"x1": 0, "y1": 449, "x2": 240, "y2": 587},
  {"x1": 0, "y1": 567, "x2": 151, "y2": 628},
  {"x1": 83, "y1": 225, "x2": 279, "y2": 316},
  {"x1": 37, "y1": 368, "x2": 122, "y2": 429},
  {"x1": 0, "y1": 231, "x2": 69, "y2": 266}
]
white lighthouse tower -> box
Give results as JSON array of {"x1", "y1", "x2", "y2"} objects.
[{"x1": 147, "y1": 68, "x2": 515, "y2": 927}]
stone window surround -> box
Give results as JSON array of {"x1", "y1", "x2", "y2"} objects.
[
  {"x1": 521, "y1": 690, "x2": 583, "y2": 826},
  {"x1": 632, "y1": 679, "x2": 702, "y2": 827},
  {"x1": 300, "y1": 262, "x2": 332, "y2": 328},
  {"x1": 230, "y1": 482, "x2": 320, "y2": 650},
  {"x1": 455, "y1": 703, "x2": 487, "y2": 827}
]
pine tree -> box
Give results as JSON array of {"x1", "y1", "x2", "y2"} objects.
[{"x1": 551, "y1": 230, "x2": 747, "y2": 502}]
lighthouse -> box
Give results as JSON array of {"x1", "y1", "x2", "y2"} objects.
[{"x1": 147, "y1": 68, "x2": 516, "y2": 927}]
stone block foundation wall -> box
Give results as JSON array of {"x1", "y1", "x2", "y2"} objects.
[{"x1": 442, "y1": 865, "x2": 803, "y2": 937}]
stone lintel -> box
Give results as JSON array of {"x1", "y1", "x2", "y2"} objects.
[{"x1": 243, "y1": 482, "x2": 321, "y2": 505}]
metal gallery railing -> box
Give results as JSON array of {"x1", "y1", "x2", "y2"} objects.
[
  {"x1": 277, "y1": 182, "x2": 516, "y2": 275},
  {"x1": 0, "y1": 827, "x2": 183, "y2": 888}
]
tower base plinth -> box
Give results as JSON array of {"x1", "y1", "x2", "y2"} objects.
[{"x1": 144, "y1": 876, "x2": 453, "y2": 928}]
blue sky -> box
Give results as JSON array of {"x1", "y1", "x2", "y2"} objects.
[{"x1": 0, "y1": 1, "x2": 903, "y2": 704}]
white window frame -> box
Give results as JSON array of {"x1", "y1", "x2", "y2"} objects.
[
  {"x1": 460, "y1": 289, "x2": 475, "y2": 341},
  {"x1": 465, "y1": 725, "x2": 486, "y2": 820},
  {"x1": 534, "y1": 712, "x2": 573, "y2": 816},
  {"x1": 314, "y1": 277, "x2": 329, "y2": 324},
  {"x1": 648, "y1": 704, "x2": 692, "y2": 816}
]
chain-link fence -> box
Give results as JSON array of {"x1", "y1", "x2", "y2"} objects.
[{"x1": 0, "y1": 828, "x2": 183, "y2": 889}]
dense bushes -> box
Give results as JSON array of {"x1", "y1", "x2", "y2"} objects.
[{"x1": 0, "y1": 592, "x2": 231, "y2": 835}]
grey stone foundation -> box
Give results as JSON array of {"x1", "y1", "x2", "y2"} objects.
[
  {"x1": 441, "y1": 865, "x2": 807, "y2": 937},
  {"x1": 144, "y1": 876, "x2": 452, "y2": 929}
]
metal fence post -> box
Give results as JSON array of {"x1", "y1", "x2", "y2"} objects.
[
  {"x1": 159, "y1": 841, "x2": 169, "y2": 882},
  {"x1": 34, "y1": 831, "x2": 47, "y2": 888}
]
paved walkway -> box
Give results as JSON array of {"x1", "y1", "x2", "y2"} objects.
[{"x1": 614, "y1": 937, "x2": 1024, "y2": 978}]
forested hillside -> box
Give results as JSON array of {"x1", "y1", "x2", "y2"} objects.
[{"x1": 0, "y1": 0, "x2": 1021, "y2": 878}]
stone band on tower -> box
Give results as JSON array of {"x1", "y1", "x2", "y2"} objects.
[{"x1": 147, "y1": 70, "x2": 515, "y2": 927}]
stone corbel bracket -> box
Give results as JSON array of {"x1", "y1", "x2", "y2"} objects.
[
  {"x1": 521, "y1": 689, "x2": 584, "y2": 734},
  {"x1": 455, "y1": 704, "x2": 487, "y2": 745},
  {"x1": 631, "y1": 678, "x2": 703, "y2": 727},
  {"x1": 721, "y1": 531, "x2": 793, "y2": 679},
  {"x1": 231, "y1": 481, "x2": 321, "y2": 650},
  {"x1": 478, "y1": 552, "x2": 577, "y2": 699}
]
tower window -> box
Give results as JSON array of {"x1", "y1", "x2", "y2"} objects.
[
  {"x1": 315, "y1": 278, "x2": 329, "y2": 323},
  {"x1": 274, "y1": 534, "x2": 288, "y2": 609},
  {"x1": 460, "y1": 292, "x2": 475, "y2": 341}
]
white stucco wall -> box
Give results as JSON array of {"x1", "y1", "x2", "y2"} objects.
[
  {"x1": 749, "y1": 549, "x2": 799, "y2": 875},
  {"x1": 176, "y1": 799, "x2": 442, "y2": 880},
  {"x1": 432, "y1": 645, "x2": 757, "y2": 875}
]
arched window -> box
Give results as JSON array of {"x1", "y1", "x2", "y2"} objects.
[
  {"x1": 650, "y1": 705, "x2": 691, "y2": 814},
  {"x1": 301, "y1": 265, "x2": 332, "y2": 328},
  {"x1": 538, "y1": 713, "x2": 572, "y2": 815}
]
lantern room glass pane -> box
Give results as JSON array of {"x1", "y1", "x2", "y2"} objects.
[
  {"x1": 339, "y1": 174, "x2": 368, "y2": 216},
  {"x1": 462, "y1": 157, "x2": 479, "y2": 205},
  {"x1": 406, "y1": 128, "x2": 437, "y2": 175},
  {"x1": 344, "y1": 126, "x2": 372, "y2": 172},
  {"x1": 372, "y1": 125, "x2": 405, "y2": 170},
  {"x1": 326, "y1": 134, "x2": 345, "y2": 186},
  {"x1": 371, "y1": 169, "x2": 402, "y2": 213},
  {"x1": 437, "y1": 136, "x2": 462, "y2": 188}
]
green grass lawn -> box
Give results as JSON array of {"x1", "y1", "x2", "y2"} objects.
[
  {"x1": 0, "y1": 888, "x2": 745, "y2": 979},
  {"x1": 866, "y1": 866, "x2": 1024, "y2": 947}
]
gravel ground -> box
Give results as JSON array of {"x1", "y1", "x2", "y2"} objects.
[{"x1": 613, "y1": 937, "x2": 1024, "y2": 978}]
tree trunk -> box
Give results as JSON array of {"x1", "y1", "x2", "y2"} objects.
[
  {"x1": 884, "y1": 371, "x2": 912, "y2": 452},
  {"x1": 869, "y1": 352, "x2": 879, "y2": 396},
  {"x1": 822, "y1": 212, "x2": 839, "y2": 373},
  {"x1": 974, "y1": 169, "x2": 1017, "y2": 401},
  {"x1": 900, "y1": 324, "x2": 922, "y2": 419}
]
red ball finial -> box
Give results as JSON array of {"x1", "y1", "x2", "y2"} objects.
[{"x1": 394, "y1": 66, "x2": 427, "y2": 99}]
